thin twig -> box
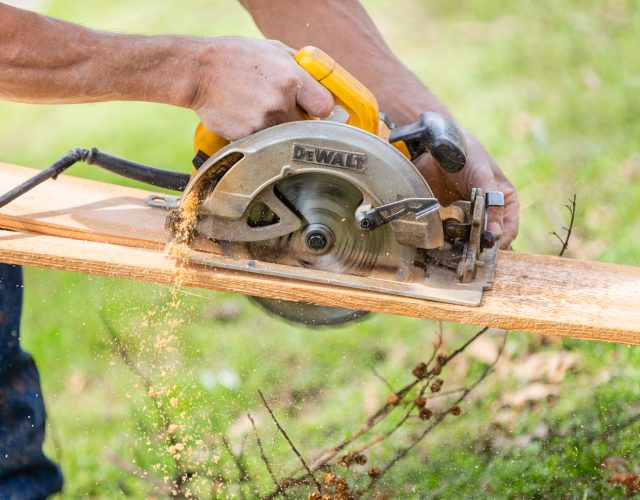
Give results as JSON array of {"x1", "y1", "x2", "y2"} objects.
[
  {"x1": 360, "y1": 330, "x2": 508, "y2": 494},
  {"x1": 370, "y1": 365, "x2": 395, "y2": 392},
  {"x1": 270, "y1": 327, "x2": 498, "y2": 498},
  {"x1": 247, "y1": 414, "x2": 289, "y2": 500},
  {"x1": 302, "y1": 326, "x2": 488, "y2": 472},
  {"x1": 106, "y1": 451, "x2": 174, "y2": 495},
  {"x1": 443, "y1": 327, "x2": 488, "y2": 364},
  {"x1": 271, "y1": 325, "x2": 490, "y2": 497},
  {"x1": 258, "y1": 390, "x2": 322, "y2": 494},
  {"x1": 551, "y1": 194, "x2": 576, "y2": 257},
  {"x1": 424, "y1": 321, "x2": 444, "y2": 368},
  {"x1": 222, "y1": 435, "x2": 251, "y2": 485}
]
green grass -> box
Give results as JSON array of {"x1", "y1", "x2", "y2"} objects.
[{"x1": 2, "y1": 0, "x2": 639, "y2": 497}]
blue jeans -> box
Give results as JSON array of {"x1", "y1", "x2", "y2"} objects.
[{"x1": 0, "y1": 265, "x2": 63, "y2": 499}]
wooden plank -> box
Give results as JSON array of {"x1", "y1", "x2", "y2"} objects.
[
  {"x1": 1, "y1": 164, "x2": 639, "y2": 343},
  {"x1": 1, "y1": 230, "x2": 639, "y2": 344}
]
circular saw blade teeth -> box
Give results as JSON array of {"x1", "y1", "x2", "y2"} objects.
[
  {"x1": 248, "y1": 172, "x2": 394, "y2": 277},
  {"x1": 246, "y1": 172, "x2": 409, "y2": 326}
]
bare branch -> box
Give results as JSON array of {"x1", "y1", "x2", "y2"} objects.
[
  {"x1": 443, "y1": 326, "x2": 488, "y2": 363},
  {"x1": 100, "y1": 314, "x2": 185, "y2": 483},
  {"x1": 258, "y1": 390, "x2": 322, "y2": 494},
  {"x1": 550, "y1": 194, "x2": 577, "y2": 257},
  {"x1": 222, "y1": 435, "x2": 251, "y2": 485},
  {"x1": 425, "y1": 321, "x2": 444, "y2": 368},
  {"x1": 106, "y1": 451, "x2": 174, "y2": 495},
  {"x1": 271, "y1": 325, "x2": 491, "y2": 497},
  {"x1": 247, "y1": 413, "x2": 289, "y2": 500},
  {"x1": 302, "y1": 326, "x2": 488, "y2": 471},
  {"x1": 370, "y1": 365, "x2": 395, "y2": 392},
  {"x1": 360, "y1": 330, "x2": 508, "y2": 494}
]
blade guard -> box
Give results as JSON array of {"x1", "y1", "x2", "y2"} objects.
[{"x1": 178, "y1": 120, "x2": 446, "y2": 250}]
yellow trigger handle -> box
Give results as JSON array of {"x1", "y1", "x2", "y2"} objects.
[
  {"x1": 193, "y1": 46, "x2": 386, "y2": 173},
  {"x1": 293, "y1": 46, "x2": 380, "y2": 135}
]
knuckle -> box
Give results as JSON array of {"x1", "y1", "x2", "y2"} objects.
[
  {"x1": 281, "y1": 71, "x2": 301, "y2": 92},
  {"x1": 317, "y1": 92, "x2": 334, "y2": 116}
]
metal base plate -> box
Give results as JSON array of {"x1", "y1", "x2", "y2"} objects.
[{"x1": 176, "y1": 244, "x2": 498, "y2": 307}]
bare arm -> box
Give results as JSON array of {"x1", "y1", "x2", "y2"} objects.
[
  {"x1": 240, "y1": 0, "x2": 446, "y2": 125},
  {"x1": 0, "y1": 3, "x2": 332, "y2": 140},
  {"x1": 241, "y1": 0, "x2": 519, "y2": 247}
]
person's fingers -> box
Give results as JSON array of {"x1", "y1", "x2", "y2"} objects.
[
  {"x1": 295, "y1": 68, "x2": 334, "y2": 118},
  {"x1": 499, "y1": 185, "x2": 520, "y2": 249},
  {"x1": 413, "y1": 155, "x2": 462, "y2": 205},
  {"x1": 273, "y1": 105, "x2": 308, "y2": 129},
  {"x1": 461, "y1": 155, "x2": 506, "y2": 244},
  {"x1": 268, "y1": 39, "x2": 296, "y2": 56}
]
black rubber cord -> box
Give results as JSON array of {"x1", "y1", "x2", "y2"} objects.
[{"x1": 0, "y1": 147, "x2": 190, "y2": 209}]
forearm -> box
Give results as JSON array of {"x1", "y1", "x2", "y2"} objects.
[
  {"x1": 0, "y1": 3, "x2": 196, "y2": 107},
  {"x1": 240, "y1": 0, "x2": 451, "y2": 124}
]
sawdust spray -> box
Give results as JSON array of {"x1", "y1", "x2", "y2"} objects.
[{"x1": 106, "y1": 187, "x2": 228, "y2": 497}]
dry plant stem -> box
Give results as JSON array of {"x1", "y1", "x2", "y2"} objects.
[
  {"x1": 334, "y1": 328, "x2": 484, "y2": 463},
  {"x1": 360, "y1": 330, "x2": 508, "y2": 494},
  {"x1": 222, "y1": 435, "x2": 251, "y2": 485},
  {"x1": 306, "y1": 326, "x2": 487, "y2": 471},
  {"x1": 370, "y1": 365, "x2": 395, "y2": 392},
  {"x1": 247, "y1": 414, "x2": 290, "y2": 500},
  {"x1": 107, "y1": 452, "x2": 174, "y2": 494},
  {"x1": 258, "y1": 390, "x2": 322, "y2": 494},
  {"x1": 551, "y1": 194, "x2": 577, "y2": 257},
  {"x1": 366, "y1": 371, "x2": 439, "y2": 451},
  {"x1": 352, "y1": 386, "x2": 469, "y2": 457},
  {"x1": 425, "y1": 321, "x2": 444, "y2": 368},
  {"x1": 443, "y1": 326, "x2": 488, "y2": 363}
]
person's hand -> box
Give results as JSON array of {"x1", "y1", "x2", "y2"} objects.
[
  {"x1": 186, "y1": 36, "x2": 334, "y2": 141},
  {"x1": 414, "y1": 128, "x2": 519, "y2": 249}
]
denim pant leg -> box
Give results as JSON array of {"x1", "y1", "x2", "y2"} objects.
[{"x1": 0, "y1": 265, "x2": 63, "y2": 499}]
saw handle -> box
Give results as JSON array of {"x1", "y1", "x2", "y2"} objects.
[
  {"x1": 294, "y1": 46, "x2": 380, "y2": 135},
  {"x1": 389, "y1": 112, "x2": 467, "y2": 173},
  {"x1": 192, "y1": 46, "x2": 382, "y2": 166}
]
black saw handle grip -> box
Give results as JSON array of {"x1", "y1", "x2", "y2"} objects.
[{"x1": 389, "y1": 112, "x2": 467, "y2": 173}]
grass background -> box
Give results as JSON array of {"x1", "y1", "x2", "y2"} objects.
[{"x1": 1, "y1": 0, "x2": 639, "y2": 497}]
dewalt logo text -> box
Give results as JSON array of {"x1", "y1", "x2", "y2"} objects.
[{"x1": 291, "y1": 144, "x2": 367, "y2": 172}]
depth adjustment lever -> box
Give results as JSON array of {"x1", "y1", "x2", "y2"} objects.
[{"x1": 356, "y1": 198, "x2": 440, "y2": 231}]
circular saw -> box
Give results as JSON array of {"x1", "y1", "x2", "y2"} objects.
[{"x1": 166, "y1": 47, "x2": 504, "y2": 325}]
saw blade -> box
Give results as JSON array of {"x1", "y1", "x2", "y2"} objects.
[{"x1": 247, "y1": 173, "x2": 408, "y2": 325}]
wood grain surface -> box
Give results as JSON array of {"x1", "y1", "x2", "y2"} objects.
[{"x1": 1, "y1": 164, "x2": 639, "y2": 343}]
